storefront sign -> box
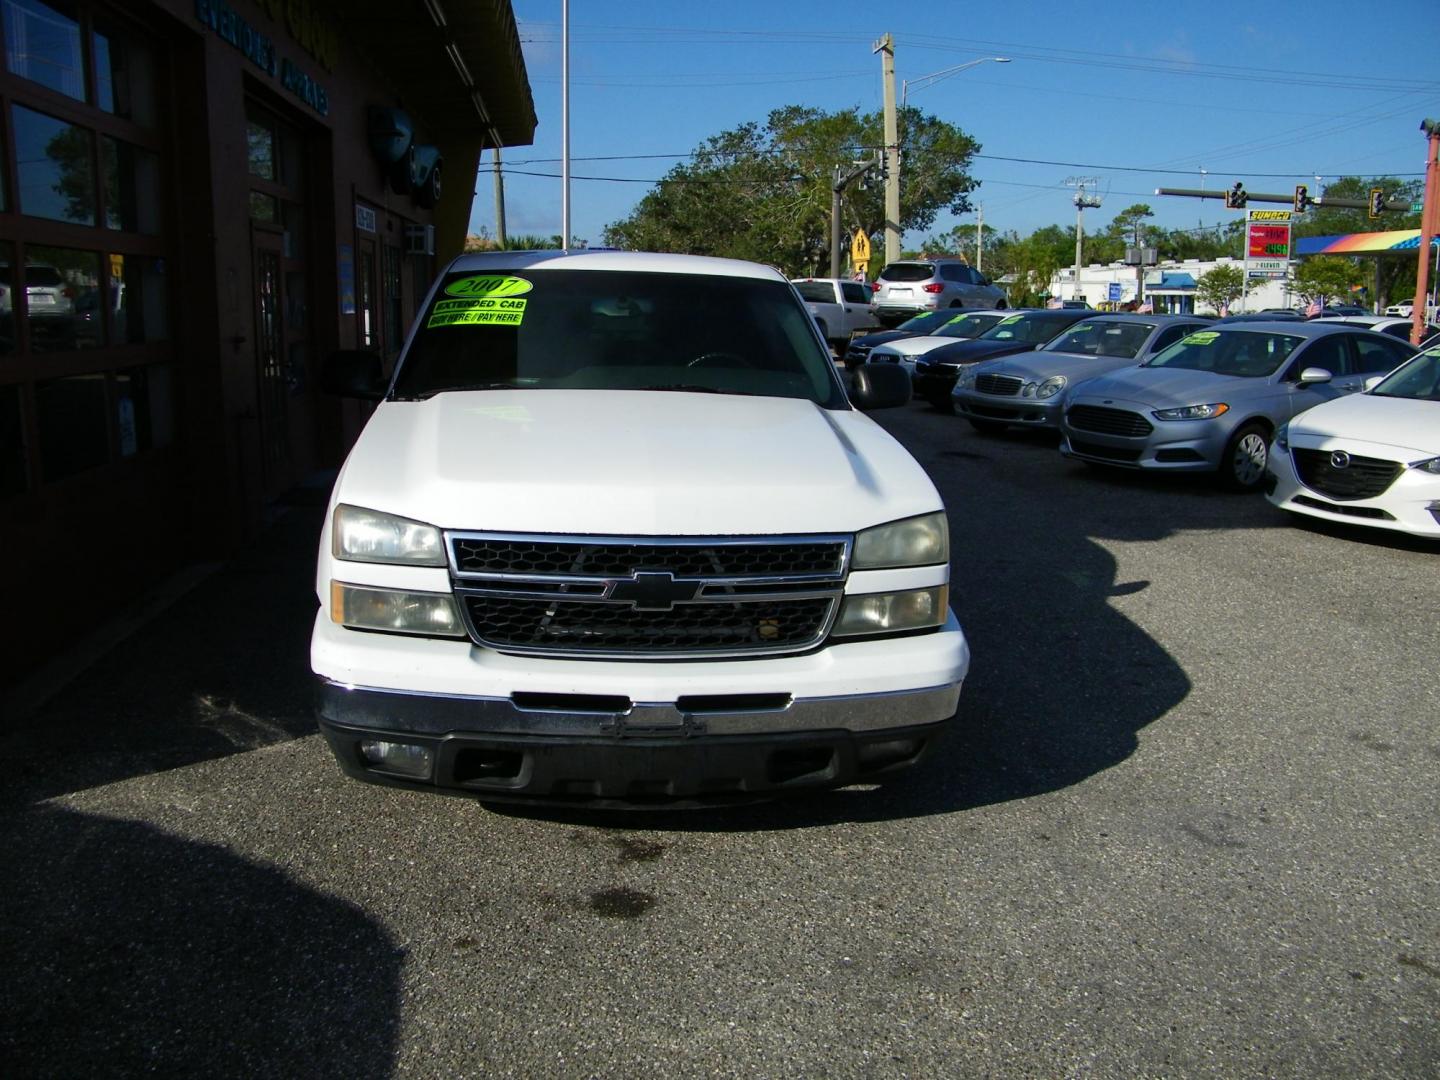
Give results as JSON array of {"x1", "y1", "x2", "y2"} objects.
[
  {"x1": 1245, "y1": 209, "x2": 1292, "y2": 277},
  {"x1": 355, "y1": 205, "x2": 377, "y2": 233},
  {"x1": 195, "y1": 0, "x2": 329, "y2": 116}
]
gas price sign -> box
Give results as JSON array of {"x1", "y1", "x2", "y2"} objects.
[{"x1": 1245, "y1": 209, "x2": 1292, "y2": 273}]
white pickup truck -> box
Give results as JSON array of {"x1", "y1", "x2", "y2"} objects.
[
  {"x1": 792, "y1": 277, "x2": 879, "y2": 350},
  {"x1": 313, "y1": 250, "x2": 970, "y2": 806}
]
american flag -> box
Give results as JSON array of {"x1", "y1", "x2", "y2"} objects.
[
  {"x1": 1137, "y1": 300, "x2": 1153, "y2": 314},
  {"x1": 1305, "y1": 299, "x2": 1322, "y2": 317}
]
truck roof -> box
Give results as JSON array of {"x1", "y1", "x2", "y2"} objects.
[{"x1": 444, "y1": 249, "x2": 787, "y2": 282}]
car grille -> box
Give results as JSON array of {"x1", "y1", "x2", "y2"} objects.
[
  {"x1": 449, "y1": 534, "x2": 849, "y2": 659},
  {"x1": 1067, "y1": 405, "x2": 1154, "y2": 437},
  {"x1": 1067, "y1": 439, "x2": 1142, "y2": 462},
  {"x1": 1291, "y1": 449, "x2": 1403, "y2": 500},
  {"x1": 975, "y1": 373, "x2": 1024, "y2": 397}
]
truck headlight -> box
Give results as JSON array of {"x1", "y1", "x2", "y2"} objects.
[
  {"x1": 331, "y1": 582, "x2": 465, "y2": 637},
  {"x1": 833, "y1": 586, "x2": 948, "y2": 637},
  {"x1": 853, "y1": 511, "x2": 948, "y2": 569},
  {"x1": 333, "y1": 505, "x2": 446, "y2": 565}
]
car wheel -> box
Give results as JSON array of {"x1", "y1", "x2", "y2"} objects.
[
  {"x1": 1219, "y1": 422, "x2": 1270, "y2": 491},
  {"x1": 967, "y1": 418, "x2": 1006, "y2": 434}
]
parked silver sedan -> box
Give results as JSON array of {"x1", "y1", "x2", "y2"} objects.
[
  {"x1": 952, "y1": 314, "x2": 1212, "y2": 434},
  {"x1": 1058, "y1": 322, "x2": 1416, "y2": 490}
]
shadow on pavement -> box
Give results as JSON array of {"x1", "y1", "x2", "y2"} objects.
[{"x1": 0, "y1": 804, "x2": 403, "y2": 1077}]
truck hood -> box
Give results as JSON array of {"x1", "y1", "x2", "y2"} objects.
[{"x1": 332, "y1": 390, "x2": 942, "y2": 535}]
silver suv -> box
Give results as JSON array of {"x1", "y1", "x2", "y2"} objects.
[{"x1": 871, "y1": 258, "x2": 1006, "y2": 326}]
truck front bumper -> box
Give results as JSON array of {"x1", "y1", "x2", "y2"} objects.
[{"x1": 312, "y1": 612, "x2": 968, "y2": 805}]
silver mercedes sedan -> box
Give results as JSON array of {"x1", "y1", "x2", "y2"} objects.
[
  {"x1": 1058, "y1": 322, "x2": 1416, "y2": 490},
  {"x1": 952, "y1": 314, "x2": 1212, "y2": 435}
]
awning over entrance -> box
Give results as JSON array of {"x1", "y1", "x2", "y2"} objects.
[
  {"x1": 342, "y1": 0, "x2": 537, "y2": 147},
  {"x1": 1146, "y1": 272, "x2": 1196, "y2": 294},
  {"x1": 1296, "y1": 230, "x2": 1440, "y2": 256}
]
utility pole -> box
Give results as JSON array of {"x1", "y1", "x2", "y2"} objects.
[
  {"x1": 830, "y1": 156, "x2": 879, "y2": 278},
  {"x1": 1067, "y1": 176, "x2": 1102, "y2": 303},
  {"x1": 873, "y1": 33, "x2": 900, "y2": 265},
  {"x1": 975, "y1": 203, "x2": 984, "y2": 273},
  {"x1": 1414, "y1": 120, "x2": 1440, "y2": 346},
  {"x1": 492, "y1": 147, "x2": 507, "y2": 247}
]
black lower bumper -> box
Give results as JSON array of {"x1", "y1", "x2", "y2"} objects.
[
  {"x1": 318, "y1": 701, "x2": 950, "y2": 808},
  {"x1": 912, "y1": 368, "x2": 959, "y2": 402}
]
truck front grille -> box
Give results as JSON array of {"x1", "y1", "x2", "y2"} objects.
[{"x1": 448, "y1": 533, "x2": 849, "y2": 659}]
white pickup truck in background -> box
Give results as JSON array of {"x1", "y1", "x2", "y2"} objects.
[{"x1": 792, "y1": 277, "x2": 879, "y2": 349}]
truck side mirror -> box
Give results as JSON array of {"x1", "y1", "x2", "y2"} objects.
[
  {"x1": 849, "y1": 362, "x2": 911, "y2": 410},
  {"x1": 322, "y1": 350, "x2": 386, "y2": 399}
]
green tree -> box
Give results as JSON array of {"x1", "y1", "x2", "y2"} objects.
[
  {"x1": 1194, "y1": 263, "x2": 1256, "y2": 314},
  {"x1": 603, "y1": 105, "x2": 979, "y2": 275},
  {"x1": 1294, "y1": 175, "x2": 1423, "y2": 307},
  {"x1": 1291, "y1": 255, "x2": 1365, "y2": 306}
]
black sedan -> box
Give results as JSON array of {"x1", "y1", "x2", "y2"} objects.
[
  {"x1": 843, "y1": 309, "x2": 1007, "y2": 370},
  {"x1": 908, "y1": 309, "x2": 1095, "y2": 409}
]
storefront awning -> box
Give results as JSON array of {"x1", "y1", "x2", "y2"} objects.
[
  {"x1": 1296, "y1": 230, "x2": 1440, "y2": 256},
  {"x1": 341, "y1": 0, "x2": 537, "y2": 147}
]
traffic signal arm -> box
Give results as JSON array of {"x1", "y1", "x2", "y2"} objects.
[{"x1": 1156, "y1": 186, "x2": 1411, "y2": 212}]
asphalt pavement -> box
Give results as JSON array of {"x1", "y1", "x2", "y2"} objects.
[{"x1": 2, "y1": 403, "x2": 1437, "y2": 1078}]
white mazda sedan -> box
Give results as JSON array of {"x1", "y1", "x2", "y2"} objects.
[{"x1": 1266, "y1": 346, "x2": 1440, "y2": 538}]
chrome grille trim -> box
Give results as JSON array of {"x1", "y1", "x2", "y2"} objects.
[{"x1": 975, "y1": 373, "x2": 1024, "y2": 397}]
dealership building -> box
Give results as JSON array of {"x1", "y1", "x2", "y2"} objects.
[{"x1": 1, "y1": 0, "x2": 535, "y2": 680}]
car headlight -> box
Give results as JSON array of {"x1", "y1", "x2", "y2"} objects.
[
  {"x1": 333, "y1": 505, "x2": 446, "y2": 565},
  {"x1": 832, "y1": 586, "x2": 948, "y2": 637},
  {"x1": 954, "y1": 366, "x2": 977, "y2": 390},
  {"x1": 330, "y1": 582, "x2": 465, "y2": 637},
  {"x1": 1274, "y1": 422, "x2": 1289, "y2": 450},
  {"x1": 1409, "y1": 455, "x2": 1440, "y2": 475},
  {"x1": 852, "y1": 512, "x2": 948, "y2": 569},
  {"x1": 1022, "y1": 375, "x2": 1066, "y2": 399},
  {"x1": 1152, "y1": 402, "x2": 1230, "y2": 421}
]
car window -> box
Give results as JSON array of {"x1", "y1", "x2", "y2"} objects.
[
  {"x1": 26, "y1": 266, "x2": 64, "y2": 287},
  {"x1": 1294, "y1": 335, "x2": 1349, "y2": 377},
  {"x1": 1371, "y1": 350, "x2": 1440, "y2": 400},
  {"x1": 896, "y1": 311, "x2": 949, "y2": 332},
  {"x1": 980, "y1": 313, "x2": 1079, "y2": 344},
  {"x1": 1380, "y1": 323, "x2": 1412, "y2": 340},
  {"x1": 1351, "y1": 334, "x2": 1414, "y2": 375},
  {"x1": 1149, "y1": 324, "x2": 1192, "y2": 352},
  {"x1": 935, "y1": 312, "x2": 999, "y2": 339},
  {"x1": 937, "y1": 264, "x2": 967, "y2": 283},
  {"x1": 840, "y1": 282, "x2": 869, "y2": 304},
  {"x1": 1043, "y1": 321, "x2": 1155, "y2": 358},
  {"x1": 1146, "y1": 329, "x2": 1303, "y2": 377},
  {"x1": 395, "y1": 268, "x2": 846, "y2": 408},
  {"x1": 792, "y1": 281, "x2": 835, "y2": 303},
  {"x1": 880, "y1": 264, "x2": 935, "y2": 283}
]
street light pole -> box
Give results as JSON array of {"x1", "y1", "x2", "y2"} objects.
[{"x1": 873, "y1": 34, "x2": 900, "y2": 266}]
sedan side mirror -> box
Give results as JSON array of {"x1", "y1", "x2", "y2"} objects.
[
  {"x1": 1296, "y1": 366, "x2": 1333, "y2": 386},
  {"x1": 849, "y1": 362, "x2": 911, "y2": 410},
  {"x1": 322, "y1": 350, "x2": 386, "y2": 399}
]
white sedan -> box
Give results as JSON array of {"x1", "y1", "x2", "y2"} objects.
[{"x1": 1266, "y1": 347, "x2": 1440, "y2": 538}]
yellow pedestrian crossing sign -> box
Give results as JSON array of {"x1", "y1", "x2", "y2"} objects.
[{"x1": 851, "y1": 229, "x2": 871, "y2": 268}]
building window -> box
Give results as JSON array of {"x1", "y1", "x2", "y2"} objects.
[
  {"x1": 13, "y1": 105, "x2": 96, "y2": 226},
  {"x1": 3, "y1": 0, "x2": 85, "y2": 100}
]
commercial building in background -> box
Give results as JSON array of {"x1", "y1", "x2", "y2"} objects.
[
  {"x1": 1, "y1": 0, "x2": 535, "y2": 682},
  {"x1": 1049, "y1": 258, "x2": 1301, "y2": 314}
]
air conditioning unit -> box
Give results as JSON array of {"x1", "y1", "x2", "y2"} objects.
[{"x1": 405, "y1": 224, "x2": 435, "y2": 256}]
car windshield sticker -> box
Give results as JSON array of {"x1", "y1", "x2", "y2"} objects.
[
  {"x1": 443, "y1": 275, "x2": 533, "y2": 299},
  {"x1": 999, "y1": 314, "x2": 1023, "y2": 325},
  {"x1": 427, "y1": 297, "x2": 527, "y2": 327},
  {"x1": 1184, "y1": 331, "x2": 1219, "y2": 344},
  {"x1": 1071, "y1": 324, "x2": 1093, "y2": 333},
  {"x1": 945, "y1": 314, "x2": 972, "y2": 326}
]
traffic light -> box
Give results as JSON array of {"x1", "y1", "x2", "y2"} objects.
[
  {"x1": 1293, "y1": 184, "x2": 1310, "y2": 213},
  {"x1": 1224, "y1": 182, "x2": 1248, "y2": 209},
  {"x1": 1368, "y1": 188, "x2": 1385, "y2": 219}
]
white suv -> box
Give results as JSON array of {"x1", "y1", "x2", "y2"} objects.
[{"x1": 871, "y1": 258, "x2": 1006, "y2": 326}]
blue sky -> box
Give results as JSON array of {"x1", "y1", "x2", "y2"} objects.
[{"x1": 474, "y1": 1, "x2": 1440, "y2": 250}]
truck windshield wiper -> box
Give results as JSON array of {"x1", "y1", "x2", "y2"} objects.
[
  {"x1": 401, "y1": 383, "x2": 520, "y2": 400},
  {"x1": 635, "y1": 384, "x2": 753, "y2": 395}
]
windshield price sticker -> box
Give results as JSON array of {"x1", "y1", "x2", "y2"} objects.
[
  {"x1": 999, "y1": 314, "x2": 1023, "y2": 325},
  {"x1": 945, "y1": 314, "x2": 972, "y2": 326},
  {"x1": 428, "y1": 297, "x2": 527, "y2": 327},
  {"x1": 1184, "y1": 331, "x2": 1219, "y2": 345},
  {"x1": 443, "y1": 275, "x2": 534, "y2": 299}
]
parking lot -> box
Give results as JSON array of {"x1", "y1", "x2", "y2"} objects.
[{"x1": 3, "y1": 400, "x2": 1437, "y2": 1078}]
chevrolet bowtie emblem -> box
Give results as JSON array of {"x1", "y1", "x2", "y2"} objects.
[{"x1": 608, "y1": 571, "x2": 702, "y2": 611}]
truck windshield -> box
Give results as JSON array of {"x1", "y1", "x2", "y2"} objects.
[{"x1": 393, "y1": 268, "x2": 847, "y2": 407}]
